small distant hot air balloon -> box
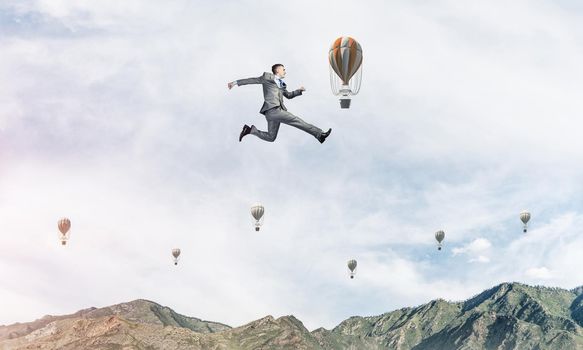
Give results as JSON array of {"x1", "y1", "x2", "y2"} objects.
[
  {"x1": 435, "y1": 230, "x2": 445, "y2": 251},
  {"x1": 172, "y1": 248, "x2": 181, "y2": 265},
  {"x1": 347, "y1": 259, "x2": 357, "y2": 279},
  {"x1": 329, "y1": 36, "x2": 363, "y2": 109},
  {"x1": 58, "y1": 218, "x2": 71, "y2": 245},
  {"x1": 251, "y1": 203, "x2": 265, "y2": 231},
  {"x1": 520, "y1": 211, "x2": 531, "y2": 233}
]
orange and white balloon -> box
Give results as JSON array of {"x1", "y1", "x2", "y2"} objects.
[
  {"x1": 58, "y1": 218, "x2": 71, "y2": 245},
  {"x1": 329, "y1": 36, "x2": 363, "y2": 109}
]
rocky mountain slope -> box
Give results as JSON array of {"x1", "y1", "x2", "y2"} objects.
[{"x1": 1, "y1": 282, "x2": 583, "y2": 349}]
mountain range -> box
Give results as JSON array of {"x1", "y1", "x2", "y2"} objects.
[{"x1": 2, "y1": 282, "x2": 583, "y2": 349}]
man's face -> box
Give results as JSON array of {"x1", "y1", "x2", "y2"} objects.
[{"x1": 275, "y1": 66, "x2": 286, "y2": 78}]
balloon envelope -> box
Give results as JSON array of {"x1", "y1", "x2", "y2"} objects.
[
  {"x1": 329, "y1": 37, "x2": 363, "y2": 84},
  {"x1": 347, "y1": 259, "x2": 357, "y2": 272},
  {"x1": 435, "y1": 230, "x2": 445, "y2": 243},
  {"x1": 172, "y1": 248, "x2": 181, "y2": 258},
  {"x1": 251, "y1": 203, "x2": 264, "y2": 221},
  {"x1": 58, "y1": 218, "x2": 71, "y2": 234}
]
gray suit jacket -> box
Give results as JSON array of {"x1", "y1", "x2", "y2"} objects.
[{"x1": 237, "y1": 72, "x2": 303, "y2": 115}]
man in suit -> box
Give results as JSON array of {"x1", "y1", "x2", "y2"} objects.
[{"x1": 228, "y1": 64, "x2": 332, "y2": 143}]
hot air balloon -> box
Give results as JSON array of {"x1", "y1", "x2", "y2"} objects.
[
  {"x1": 520, "y1": 210, "x2": 531, "y2": 233},
  {"x1": 172, "y1": 248, "x2": 181, "y2": 265},
  {"x1": 251, "y1": 203, "x2": 265, "y2": 231},
  {"x1": 329, "y1": 36, "x2": 363, "y2": 109},
  {"x1": 347, "y1": 259, "x2": 357, "y2": 279},
  {"x1": 435, "y1": 230, "x2": 445, "y2": 251},
  {"x1": 58, "y1": 218, "x2": 71, "y2": 245}
]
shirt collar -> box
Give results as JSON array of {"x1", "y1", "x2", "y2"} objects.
[{"x1": 274, "y1": 75, "x2": 284, "y2": 87}]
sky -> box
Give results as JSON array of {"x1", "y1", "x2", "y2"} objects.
[{"x1": 1, "y1": 0, "x2": 583, "y2": 331}]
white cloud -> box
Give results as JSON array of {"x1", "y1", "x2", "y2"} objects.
[
  {"x1": 452, "y1": 238, "x2": 492, "y2": 263},
  {"x1": 470, "y1": 255, "x2": 491, "y2": 264},
  {"x1": 525, "y1": 267, "x2": 553, "y2": 280}
]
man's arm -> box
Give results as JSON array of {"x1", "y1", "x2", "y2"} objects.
[
  {"x1": 283, "y1": 86, "x2": 306, "y2": 99},
  {"x1": 228, "y1": 76, "x2": 264, "y2": 89}
]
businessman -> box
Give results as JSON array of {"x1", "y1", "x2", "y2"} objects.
[{"x1": 228, "y1": 64, "x2": 332, "y2": 143}]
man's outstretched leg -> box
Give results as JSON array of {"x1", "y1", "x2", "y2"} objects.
[{"x1": 265, "y1": 108, "x2": 331, "y2": 143}]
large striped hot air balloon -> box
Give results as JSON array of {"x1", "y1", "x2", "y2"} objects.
[
  {"x1": 58, "y1": 218, "x2": 71, "y2": 246},
  {"x1": 329, "y1": 36, "x2": 363, "y2": 109}
]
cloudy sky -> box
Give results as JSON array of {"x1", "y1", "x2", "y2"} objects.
[{"x1": 1, "y1": 0, "x2": 583, "y2": 331}]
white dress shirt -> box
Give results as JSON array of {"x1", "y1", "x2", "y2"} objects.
[{"x1": 274, "y1": 76, "x2": 284, "y2": 88}]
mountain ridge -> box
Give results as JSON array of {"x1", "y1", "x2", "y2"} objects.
[{"x1": 2, "y1": 282, "x2": 583, "y2": 349}]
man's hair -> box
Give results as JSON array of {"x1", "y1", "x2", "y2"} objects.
[{"x1": 272, "y1": 64, "x2": 284, "y2": 74}]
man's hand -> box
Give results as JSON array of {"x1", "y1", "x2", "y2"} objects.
[
  {"x1": 298, "y1": 86, "x2": 306, "y2": 92},
  {"x1": 228, "y1": 82, "x2": 235, "y2": 90}
]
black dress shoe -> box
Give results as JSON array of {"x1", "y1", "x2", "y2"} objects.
[
  {"x1": 239, "y1": 124, "x2": 251, "y2": 142},
  {"x1": 317, "y1": 128, "x2": 332, "y2": 144}
]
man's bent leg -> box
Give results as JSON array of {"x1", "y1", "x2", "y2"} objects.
[{"x1": 250, "y1": 120, "x2": 280, "y2": 142}]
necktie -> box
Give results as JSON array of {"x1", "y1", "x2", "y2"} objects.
[{"x1": 277, "y1": 79, "x2": 283, "y2": 88}]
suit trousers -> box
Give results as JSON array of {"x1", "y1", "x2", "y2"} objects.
[{"x1": 250, "y1": 108, "x2": 322, "y2": 142}]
